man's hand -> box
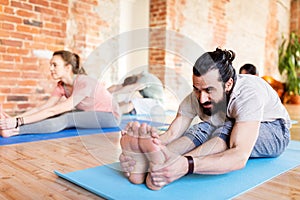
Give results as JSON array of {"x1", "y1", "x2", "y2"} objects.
[
  {"x1": 119, "y1": 153, "x2": 136, "y2": 177},
  {"x1": 149, "y1": 147, "x2": 188, "y2": 188}
]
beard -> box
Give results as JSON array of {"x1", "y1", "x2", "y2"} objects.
[{"x1": 199, "y1": 93, "x2": 228, "y2": 116}]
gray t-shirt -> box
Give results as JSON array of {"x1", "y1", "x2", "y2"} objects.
[
  {"x1": 137, "y1": 72, "x2": 164, "y2": 103},
  {"x1": 178, "y1": 74, "x2": 291, "y2": 127}
]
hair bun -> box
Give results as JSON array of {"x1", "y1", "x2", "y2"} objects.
[
  {"x1": 215, "y1": 47, "x2": 235, "y2": 63},
  {"x1": 226, "y1": 50, "x2": 235, "y2": 62}
]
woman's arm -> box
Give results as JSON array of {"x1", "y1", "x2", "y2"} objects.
[
  {"x1": 110, "y1": 82, "x2": 146, "y2": 95},
  {"x1": 21, "y1": 92, "x2": 87, "y2": 125},
  {"x1": 0, "y1": 95, "x2": 67, "y2": 129},
  {"x1": 20, "y1": 95, "x2": 62, "y2": 117}
]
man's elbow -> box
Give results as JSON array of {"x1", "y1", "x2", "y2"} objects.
[{"x1": 233, "y1": 153, "x2": 249, "y2": 171}]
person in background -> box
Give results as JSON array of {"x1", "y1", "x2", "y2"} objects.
[
  {"x1": 108, "y1": 71, "x2": 164, "y2": 115},
  {"x1": 240, "y1": 63, "x2": 285, "y2": 101},
  {"x1": 0, "y1": 50, "x2": 120, "y2": 137},
  {"x1": 239, "y1": 63, "x2": 258, "y2": 76}
]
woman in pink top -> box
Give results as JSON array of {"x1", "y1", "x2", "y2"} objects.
[{"x1": 0, "y1": 50, "x2": 120, "y2": 137}]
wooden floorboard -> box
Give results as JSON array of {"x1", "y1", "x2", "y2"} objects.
[
  {"x1": 0, "y1": 104, "x2": 299, "y2": 199},
  {"x1": 0, "y1": 135, "x2": 110, "y2": 200}
]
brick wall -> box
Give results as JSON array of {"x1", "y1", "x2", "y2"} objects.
[
  {"x1": 148, "y1": 0, "x2": 293, "y2": 86},
  {"x1": 0, "y1": 0, "x2": 117, "y2": 115},
  {"x1": 263, "y1": 0, "x2": 279, "y2": 75},
  {"x1": 0, "y1": 0, "x2": 297, "y2": 115},
  {"x1": 148, "y1": 0, "x2": 189, "y2": 101},
  {"x1": 0, "y1": 0, "x2": 68, "y2": 115},
  {"x1": 149, "y1": 0, "x2": 167, "y2": 85},
  {"x1": 291, "y1": 0, "x2": 300, "y2": 34},
  {"x1": 208, "y1": 0, "x2": 228, "y2": 47}
]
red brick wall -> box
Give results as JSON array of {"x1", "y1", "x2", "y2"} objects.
[
  {"x1": 208, "y1": 0, "x2": 229, "y2": 47},
  {"x1": 149, "y1": 0, "x2": 167, "y2": 85},
  {"x1": 264, "y1": 0, "x2": 279, "y2": 75},
  {"x1": 148, "y1": 0, "x2": 295, "y2": 85},
  {"x1": 291, "y1": 0, "x2": 300, "y2": 34},
  {"x1": 0, "y1": 0, "x2": 106, "y2": 115},
  {"x1": 148, "y1": 0, "x2": 230, "y2": 86},
  {"x1": 0, "y1": 0, "x2": 297, "y2": 115},
  {"x1": 165, "y1": 0, "x2": 185, "y2": 75}
]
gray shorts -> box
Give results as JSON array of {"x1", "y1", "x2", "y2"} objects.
[{"x1": 183, "y1": 119, "x2": 290, "y2": 158}]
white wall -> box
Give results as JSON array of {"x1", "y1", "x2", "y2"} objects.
[{"x1": 119, "y1": 0, "x2": 150, "y2": 80}]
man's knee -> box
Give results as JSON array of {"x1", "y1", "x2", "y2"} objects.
[
  {"x1": 211, "y1": 120, "x2": 234, "y2": 147},
  {"x1": 183, "y1": 122, "x2": 214, "y2": 147}
]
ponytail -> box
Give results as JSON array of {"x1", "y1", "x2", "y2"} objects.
[
  {"x1": 72, "y1": 53, "x2": 87, "y2": 75},
  {"x1": 53, "y1": 50, "x2": 87, "y2": 75}
]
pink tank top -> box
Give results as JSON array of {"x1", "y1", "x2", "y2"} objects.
[{"x1": 52, "y1": 75, "x2": 120, "y2": 118}]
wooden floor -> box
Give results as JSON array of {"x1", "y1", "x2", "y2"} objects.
[{"x1": 0, "y1": 105, "x2": 299, "y2": 199}]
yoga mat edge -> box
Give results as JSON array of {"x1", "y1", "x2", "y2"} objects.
[{"x1": 54, "y1": 141, "x2": 300, "y2": 200}]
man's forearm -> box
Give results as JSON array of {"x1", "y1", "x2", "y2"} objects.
[
  {"x1": 160, "y1": 114, "x2": 193, "y2": 145},
  {"x1": 192, "y1": 147, "x2": 248, "y2": 174}
]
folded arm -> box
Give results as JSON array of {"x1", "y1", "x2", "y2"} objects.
[{"x1": 109, "y1": 83, "x2": 146, "y2": 95}]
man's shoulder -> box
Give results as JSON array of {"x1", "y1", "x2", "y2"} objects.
[{"x1": 181, "y1": 92, "x2": 198, "y2": 106}]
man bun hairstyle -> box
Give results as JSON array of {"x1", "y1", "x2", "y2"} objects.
[{"x1": 193, "y1": 47, "x2": 237, "y2": 83}]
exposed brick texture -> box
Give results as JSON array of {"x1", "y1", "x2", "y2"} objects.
[
  {"x1": 264, "y1": 0, "x2": 279, "y2": 75},
  {"x1": 149, "y1": 0, "x2": 167, "y2": 85},
  {"x1": 0, "y1": 0, "x2": 298, "y2": 115},
  {"x1": 208, "y1": 0, "x2": 229, "y2": 47},
  {"x1": 291, "y1": 0, "x2": 300, "y2": 34},
  {"x1": 0, "y1": 0, "x2": 109, "y2": 115}
]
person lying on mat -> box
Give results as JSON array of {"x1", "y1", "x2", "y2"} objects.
[
  {"x1": 0, "y1": 50, "x2": 120, "y2": 137},
  {"x1": 107, "y1": 71, "x2": 164, "y2": 115},
  {"x1": 119, "y1": 48, "x2": 291, "y2": 190}
]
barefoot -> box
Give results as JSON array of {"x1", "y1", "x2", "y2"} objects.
[
  {"x1": 0, "y1": 128, "x2": 19, "y2": 138},
  {"x1": 138, "y1": 124, "x2": 166, "y2": 190},
  {"x1": 120, "y1": 121, "x2": 148, "y2": 184}
]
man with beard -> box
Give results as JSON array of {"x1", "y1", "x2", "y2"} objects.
[{"x1": 119, "y1": 48, "x2": 291, "y2": 190}]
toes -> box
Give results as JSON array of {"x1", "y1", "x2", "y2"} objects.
[
  {"x1": 150, "y1": 126, "x2": 159, "y2": 138},
  {"x1": 139, "y1": 123, "x2": 149, "y2": 138},
  {"x1": 124, "y1": 121, "x2": 140, "y2": 138},
  {"x1": 131, "y1": 121, "x2": 141, "y2": 138},
  {"x1": 121, "y1": 130, "x2": 127, "y2": 136},
  {"x1": 124, "y1": 121, "x2": 134, "y2": 132}
]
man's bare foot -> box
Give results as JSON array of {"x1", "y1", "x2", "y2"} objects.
[
  {"x1": 0, "y1": 128, "x2": 19, "y2": 138},
  {"x1": 138, "y1": 124, "x2": 166, "y2": 190},
  {"x1": 120, "y1": 121, "x2": 148, "y2": 184}
]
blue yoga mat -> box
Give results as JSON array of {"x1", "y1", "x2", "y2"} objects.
[
  {"x1": 55, "y1": 140, "x2": 300, "y2": 200},
  {"x1": 0, "y1": 118, "x2": 167, "y2": 146}
]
